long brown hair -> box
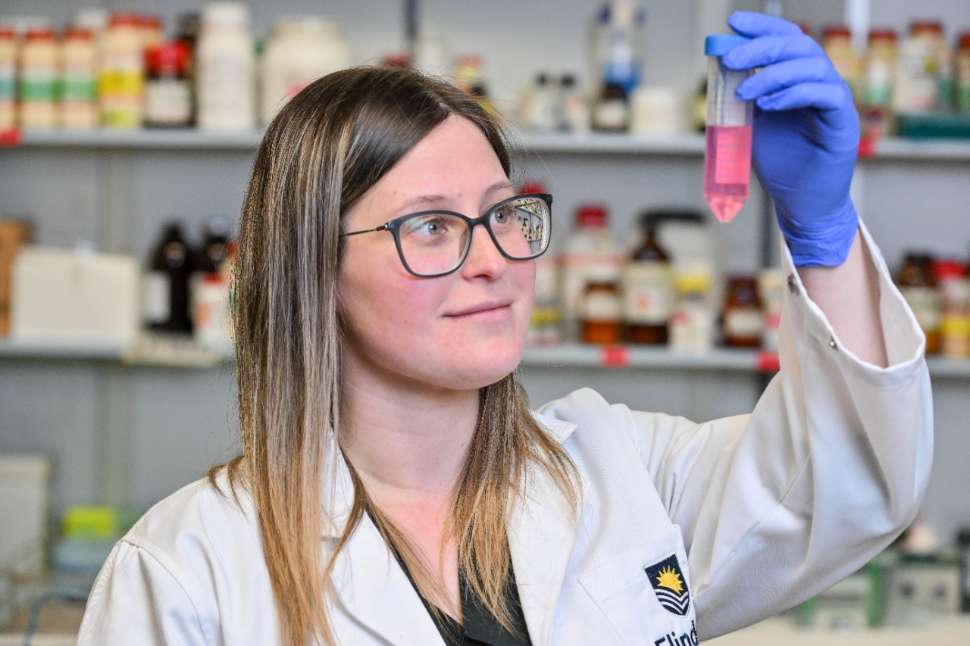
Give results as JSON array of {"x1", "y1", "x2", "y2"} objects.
[{"x1": 209, "y1": 66, "x2": 580, "y2": 645}]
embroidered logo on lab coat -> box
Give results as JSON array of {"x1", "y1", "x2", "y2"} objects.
[{"x1": 645, "y1": 555, "x2": 690, "y2": 616}]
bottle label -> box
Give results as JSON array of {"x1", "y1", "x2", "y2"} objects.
[
  {"x1": 0, "y1": 64, "x2": 14, "y2": 100},
  {"x1": 199, "y1": 56, "x2": 252, "y2": 127},
  {"x1": 670, "y1": 303, "x2": 714, "y2": 353},
  {"x1": 559, "y1": 256, "x2": 622, "y2": 319},
  {"x1": 19, "y1": 72, "x2": 57, "y2": 102},
  {"x1": 98, "y1": 71, "x2": 144, "y2": 98},
  {"x1": 142, "y1": 271, "x2": 170, "y2": 323},
  {"x1": 622, "y1": 262, "x2": 673, "y2": 324},
  {"x1": 594, "y1": 99, "x2": 627, "y2": 130},
  {"x1": 724, "y1": 307, "x2": 762, "y2": 339},
  {"x1": 901, "y1": 286, "x2": 942, "y2": 332},
  {"x1": 864, "y1": 59, "x2": 893, "y2": 107},
  {"x1": 62, "y1": 73, "x2": 97, "y2": 102},
  {"x1": 146, "y1": 79, "x2": 191, "y2": 124},
  {"x1": 582, "y1": 291, "x2": 622, "y2": 322}
]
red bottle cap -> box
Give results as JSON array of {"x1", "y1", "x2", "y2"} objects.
[
  {"x1": 139, "y1": 15, "x2": 163, "y2": 30},
  {"x1": 959, "y1": 31, "x2": 970, "y2": 49},
  {"x1": 910, "y1": 20, "x2": 943, "y2": 35},
  {"x1": 0, "y1": 27, "x2": 15, "y2": 39},
  {"x1": 576, "y1": 204, "x2": 608, "y2": 228},
  {"x1": 146, "y1": 41, "x2": 190, "y2": 75},
  {"x1": 25, "y1": 27, "x2": 56, "y2": 40},
  {"x1": 64, "y1": 26, "x2": 93, "y2": 40},
  {"x1": 110, "y1": 13, "x2": 141, "y2": 29},
  {"x1": 868, "y1": 28, "x2": 897, "y2": 43},
  {"x1": 933, "y1": 259, "x2": 966, "y2": 281},
  {"x1": 823, "y1": 24, "x2": 851, "y2": 39}
]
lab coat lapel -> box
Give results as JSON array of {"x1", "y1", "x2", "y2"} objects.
[
  {"x1": 327, "y1": 514, "x2": 446, "y2": 645},
  {"x1": 321, "y1": 435, "x2": 445, "y2": 646},
  {"x1": 507, "y1": 417, "x2": 585, "y2": 646}
]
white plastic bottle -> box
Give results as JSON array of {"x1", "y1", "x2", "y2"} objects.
[
  {"x1": 197, "y1": 2, "x2": 254, "y2": 130},
  {"x1": 260, "y1": 17, "x2": 350, "y2": 125}
]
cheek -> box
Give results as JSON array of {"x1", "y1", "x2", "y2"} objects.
[{"x1": 340, "y1": 256, "x2": 446, "y2": 351}]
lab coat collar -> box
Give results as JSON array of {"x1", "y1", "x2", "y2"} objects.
[{"x1": 320, "y1": 413, "x2": 584, "y2": 646}]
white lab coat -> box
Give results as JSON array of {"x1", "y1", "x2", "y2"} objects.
[{"x1": 76, "y1": 222, "x2": 933, "y2": 646}]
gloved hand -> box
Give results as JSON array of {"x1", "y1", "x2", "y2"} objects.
[{"x1": 723, "y1": 11, "x2": 860, "y2": 267}]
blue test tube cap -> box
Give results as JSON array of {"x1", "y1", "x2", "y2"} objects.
[{"x1": 704, "y1": 34, "x2": 751, "y2": 57}]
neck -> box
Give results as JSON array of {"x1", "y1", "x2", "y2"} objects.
[{"x1": 338, "y1": 360, "x2": 479, "y2": 509}]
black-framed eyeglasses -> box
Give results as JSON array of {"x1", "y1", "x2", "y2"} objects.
[{"x1": 339, "y1": 193, "x2": 553, "y2": 278}]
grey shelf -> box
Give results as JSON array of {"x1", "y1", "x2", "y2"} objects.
[
  {"x1": 13, "y1": 128, "x2": 263, "y2": 149},
  {"x1": 521, "y1": 343, "x2": 766, "y2": 372},
  {"x1": 2, "y1": 338, "x2": 967, "y2": 378},
  {"x1": 7, "y1": 129, "x2": 970, "y2": 161},
  {"x1": 0, "y1": 336, "x2": 227, "y2": 368}
]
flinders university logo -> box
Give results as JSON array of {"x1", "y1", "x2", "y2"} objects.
[{"x1": 645, "y1": 555, "x2": 691, "y2": 616}]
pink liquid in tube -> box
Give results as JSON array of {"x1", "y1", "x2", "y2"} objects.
[{"x1": 704, "y1": 124, "x2": 752, "y2": 223}]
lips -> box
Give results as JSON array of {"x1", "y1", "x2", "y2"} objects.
[{"x1": 444, "y1": 300, "x2": 513, "y2": 317}]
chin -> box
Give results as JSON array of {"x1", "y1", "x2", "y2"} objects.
[{"x1": 440, "y1": 336, "x2": 525, "y2": 390}]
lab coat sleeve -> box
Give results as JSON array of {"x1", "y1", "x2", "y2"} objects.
[
  {"x1": 76, "y1": 537, "x2": 211, "y2": 645},
  {"x1": 631, "y1": 221, "x2": 933, "y2": 640}
]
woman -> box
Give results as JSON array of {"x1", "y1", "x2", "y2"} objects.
[{"x1": 78, "y1": 12, "x2": 932, "y2": 646}]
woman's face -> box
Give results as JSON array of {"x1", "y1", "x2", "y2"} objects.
[{"x1": 338, "y1": 114, "x2": 536, "y2": 392}]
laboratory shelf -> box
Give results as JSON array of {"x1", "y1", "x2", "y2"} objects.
[
  {"x1": 521, "y1": 343, "x2": 770, "y2": 372},
  {"x1": 5, "y1": 129, "x2": 970, "y2": 161},
  {"x1": 2, "y1": 338, "x2": 967, "y2": 378},
  {"x1": 866, "y1": 137, "x2": 970, "y2": 162},
  {"x1": 0, "y1": 336, "x2": 227, "y2": 368},
  {"x1": 9, "y1": 128, "x2": 263, "y2": 150},
  {"x1": 514, "y1": 132, "x2": 706, "y2": 156}
]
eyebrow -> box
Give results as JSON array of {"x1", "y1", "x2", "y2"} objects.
[{"x1": 392, "y1": 180, "x2": 515, "y2": 214}]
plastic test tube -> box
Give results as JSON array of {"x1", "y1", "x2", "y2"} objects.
[{"x1": 703, "y1": 34, "x2": 754, "y2": 223}]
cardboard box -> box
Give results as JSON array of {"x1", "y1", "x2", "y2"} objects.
[
  {"x1": 0, "y1": 219, "x2": 32, "y2": 337},
  {"x1": 11, "y1": 246, "x2": 139, "y2": 345}
]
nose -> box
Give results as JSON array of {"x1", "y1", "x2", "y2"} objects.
[{"x1": 459, "y1": 223, "x2": 508, "y2": 280}]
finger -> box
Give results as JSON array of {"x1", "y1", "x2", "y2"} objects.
[
  {"x1": 737, "y1": 57, "x2": 839, "y2": 101},
  {"x1": 755, "y1": 82, "x2": 848, "y2": 112},
  {"x1": 728, "y1": 11, "x2": 803, "y2": 37},
  {"x1": 723, "y1": 34, "x2": 823, "y2": 70}
]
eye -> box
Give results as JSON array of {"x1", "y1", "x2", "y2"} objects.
[
  {"x1": 405, "y1": 215, "x2": 450, "y2": 237},
  {"x1": 493, "y1": 204, "x2": 516, "y2": 224}
]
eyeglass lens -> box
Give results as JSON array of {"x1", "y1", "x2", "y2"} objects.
[{"x1": 397, "y1": 196, "x2": 549, "y2": 276}]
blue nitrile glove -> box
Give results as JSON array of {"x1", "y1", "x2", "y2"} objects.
[{"x1": 722, "y1": 11, "x2": 860, "y2": 267}]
